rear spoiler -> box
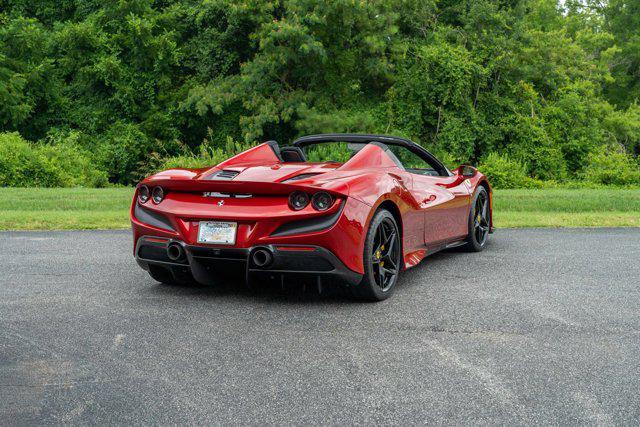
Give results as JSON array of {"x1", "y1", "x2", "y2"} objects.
[{"x1": 138, "y1": 178, "x2": 347, "y2": 197}]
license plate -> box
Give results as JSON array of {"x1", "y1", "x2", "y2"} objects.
[{"x1": 197, "y1": 221, "x2": 237, "y2": 244}]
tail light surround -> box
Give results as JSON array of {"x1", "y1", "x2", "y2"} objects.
[
  {"x1": 288, "y1": 191, "x2": 335, "y2": 211},
  {"x1": 152, "y1": 186, "x2": 165, "y2": 204},
  {"x1": 311, "y1": 192, "x2": 333, "y2": 211},
  {"x1": 138, "y1": 185, "x2": 150, "y2": 203},
  {"x1": 288, "y1": 191, "x2": 310, "y2": 210}
]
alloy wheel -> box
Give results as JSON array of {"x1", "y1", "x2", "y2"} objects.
[
  {"x1": 473, "y1": 191, "x2": 490, "y2": 246},
  {"x1": 371, "y1": 217, "x2": 400, "y2": 291}
]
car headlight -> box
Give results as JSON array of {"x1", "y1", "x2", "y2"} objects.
[
  {"x1": 312, "y1": 192, "x2": 333, "y2": 211},
  {"x1": 288, "y1": 191, "x2": 310, "y2": 210},
  {"x1": 152, "y1": 186, "x2": 164, "y2": 204},
  {"x1": 138, "y1": 185, "x2": 150, "y2": 203}
]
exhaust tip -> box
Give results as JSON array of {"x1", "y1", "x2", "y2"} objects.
[
  {"x1": 167, "y1": 242, "x2": 185, "y2": 261},
  {"x1": 252, "y1": 249, "x2": 273, "y2": 268}
]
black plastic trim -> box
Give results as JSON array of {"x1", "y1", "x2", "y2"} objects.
[
  {"x1": 209, "y1": 170, "x2": 240, "y2": 180},
  {"x1": 280, "y1": 146, "x2": 307, "y2": 162},
  {"x1": 135, "y1": 237, "x2": 187, "y2": 265},
  {"x1": 134, "y1": 204, "x2": 175, "y2": 231},
  {"x1": 270, "y1": 201, "x2": 345, "y2": 237},
  {"x1": 265, "y1": 140, "x2": 282, "y2": 161},
  {"x1": 247, "y1": 245, "x2": 362, "y2": 286},
  {"x1": 135, "y1": 238, "x2": 362, "y2": 286},
  {"x1": 281, "y1": 173, "x2": 323, "y2": 183},
  {"x1": 187, "y1": 246, "x2": 249, "y2": 260}
]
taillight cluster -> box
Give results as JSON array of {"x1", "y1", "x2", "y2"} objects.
[
  {"x1": 288, "y1": 191, "x2": 334, "y2": 211},
  {"x1": 138, "y1": 185, "x2": 165, "y2": 204}
]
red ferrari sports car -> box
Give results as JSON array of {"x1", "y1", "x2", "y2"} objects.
[{"x1": 131, "y1": 134, "x2": 492, "y2": 300}]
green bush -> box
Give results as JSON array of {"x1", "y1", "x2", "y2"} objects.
[
  {"x1": 478, "y1": 153, "x2": 544, "y2": 189},
  {"x1": 94, "y1": 122, "x2": 177, "y2": 185},
  {"x1": 1, "y1": 1, "x2": 640, "y2": 188},
  {"x1": 158, "y1": 137, "x2": 256, "y2": 171},
  {"x1": 0, "y1": 132, "x2": 108, "y2": 187},
  {"x1": 581, "y1": 147, "x2": 640, "y2": 186},
  {"x1": 502, "y1": 115, "x2": 568, "y2": 182}
]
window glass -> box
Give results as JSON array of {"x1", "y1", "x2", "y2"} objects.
[{"x1": 386, "y1": 145, "x2": 442, "y2": 176}]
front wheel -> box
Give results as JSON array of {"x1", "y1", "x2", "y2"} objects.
[
  {"x1": 352, "y1": 209, "x2": 402, "y2": 301},
  {"x1": 464, "y1": 186, "x2": 490, "y2": 252}
]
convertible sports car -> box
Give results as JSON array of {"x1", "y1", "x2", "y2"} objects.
[{"x1": 131, "y1": 134, "x2": 492, "y2": 300}]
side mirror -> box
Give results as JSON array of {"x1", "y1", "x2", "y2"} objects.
[{"x1": 458, "y1": 165, "x2": 477, "y2": 178}]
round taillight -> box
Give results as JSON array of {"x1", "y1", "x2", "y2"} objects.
[
  {"x1": 312, "y1": 192, "x2": 334, "y2": 211},
  {"x1": 152, "y1": 186, "x2": 164, "y2": 204},
  {"x1": 138, "y1": 185, "x2": 150, "y2": 203},
  {"x1": 289, "y1": 191, "x2": 310, "y2": 210}
]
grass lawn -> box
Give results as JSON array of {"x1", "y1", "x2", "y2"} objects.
[
  {"x1": 0, "y1": 187, "x2": 638, "y2": 230},
  {"x1": 0, "y1": 188, "x2": 133, "y2": 230},
  {"x1": 493, "y1": 188, "x2": 640, "y2": 227}
]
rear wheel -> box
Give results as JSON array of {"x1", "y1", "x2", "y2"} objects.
[
  {"x1": 464, "y1": 186, "x2": 490, "y2": 251},
  {"x1": 352, "y1": 209, "x2": 402, "y2": 301}
]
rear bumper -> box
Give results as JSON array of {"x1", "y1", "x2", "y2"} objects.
[
  {"x1": 131, "y1": 194, "x2": 372, "y2": 274},
  {"x1": 135, "y1": 236, "x2": 362, "y2": 286}
]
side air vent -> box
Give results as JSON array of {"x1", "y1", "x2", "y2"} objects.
[{"x1": 210, "y1": 170, "x2": 240, "y2": 180}]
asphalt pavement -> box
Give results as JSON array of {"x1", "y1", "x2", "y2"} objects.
[{"x1": 1, "y1": 228, "x2": 639, "y2": 424}]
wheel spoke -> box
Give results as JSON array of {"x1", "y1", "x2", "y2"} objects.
[
  {"x1": 383, "y1": 233, "x2": 396, "y2": 255},
  {"x1": 374, "y1": 263, "x2": 383, "y2": 287},
  {"x1": 383, "y1": 256, "x2": 396, "y2": 270},
  {"x1": 382, "y1": 229, "x2": 398, "y2": 268},
  {"x1": 382, "y1": 265, "x2": 397, "y2": 275},
  {"x1": 482, "y1": 197, "x2": 488, "y2": 218}
]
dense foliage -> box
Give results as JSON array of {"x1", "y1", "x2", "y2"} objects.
[{"x1": 0, "y1": 0, "x2": 638, "y2": 187}]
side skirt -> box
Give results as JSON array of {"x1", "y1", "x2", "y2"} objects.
[{"x1": 402, "y1": 238, "x2": 467, "y2": 269}]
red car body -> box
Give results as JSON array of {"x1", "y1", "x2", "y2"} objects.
[{"x1": 131, "y1": 134, "x2": 492, "y2": 297}]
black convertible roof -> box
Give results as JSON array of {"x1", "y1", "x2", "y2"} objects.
[{"x1": 292, "y1": 133, "x2": 452, "y2": 176}]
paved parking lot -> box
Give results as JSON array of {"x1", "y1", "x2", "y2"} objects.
[{"x1": 1, "y1": 228, "x2": 639, "y2": 424}]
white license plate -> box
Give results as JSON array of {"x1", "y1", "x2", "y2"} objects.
[{"x1": 197, "y1": 221, "x2": 237, "y2": 244}]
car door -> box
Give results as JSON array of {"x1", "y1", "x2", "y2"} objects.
[
  {"x1": 408, "y1": 174, "x2": 468, "y2": 245},
  {"x1": 424, "y1": 174, "x2": 471, "y2": 243},
  {"x1": 384, "y1": 145, "x2": 470, "y2": 246}
]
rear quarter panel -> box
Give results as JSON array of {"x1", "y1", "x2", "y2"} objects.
[{"x1": 346, "y1": 169, "x2": 425, "y2": 268}]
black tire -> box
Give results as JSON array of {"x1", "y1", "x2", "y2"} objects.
[
  {"x1": 464, "y1": 186, "x2": 490, "y2": 252},
  {"x1": 148, "y1": 264, "x2": 194, "y2": 286},
  {"x1": 352, "y1": 209, "x2": 402, "y2": 301}
]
